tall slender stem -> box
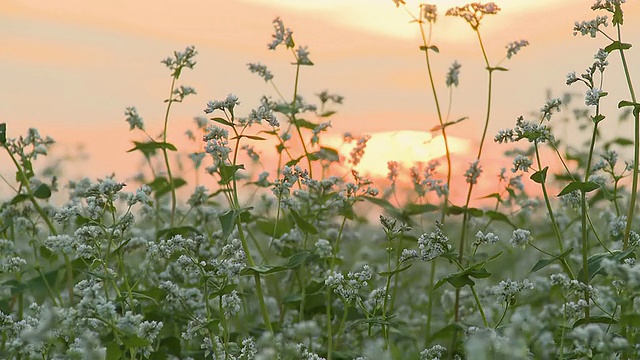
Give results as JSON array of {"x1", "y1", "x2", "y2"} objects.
[{"x1": 162, "y1": 76, "x2": 178, "y2": 227}]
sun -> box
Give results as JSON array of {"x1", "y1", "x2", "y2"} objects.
[{"x1": 325, "y1": 130, "x2": 470, "y2": 179}]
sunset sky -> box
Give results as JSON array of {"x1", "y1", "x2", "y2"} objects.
[{"x1": 2, "y1": 0, "x2": 640, "y2": 197}]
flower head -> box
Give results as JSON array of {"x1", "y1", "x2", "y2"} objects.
[{"x1": 446, "y1": 3, "x2": 501, "y2": 30}]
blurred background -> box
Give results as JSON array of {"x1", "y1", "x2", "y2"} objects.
[{"x1": 2, "y1": 0, "x2": 640, "y2": 199}]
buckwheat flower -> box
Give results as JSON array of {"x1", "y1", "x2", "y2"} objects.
[
  {"x1": 315, "y1": 239, "x2": 333, "y2": 258},
  {"x1": 161, "y1": 46, "x2": 197, "y2": 77},
  {"x1": 399, "y1": 249, "x2": 419, "y2": 263},
  {"x1": 608, "y1": 215, "x2": 627, "y2": 240},
  {"x1": 387, "y1": 161, "x2": 399, "y2": 183},
  {"x1": 493, "y1": 278, "x2": 534, "y2": 305},
  {"x1": 473, "y1": 231, "x2": 499, "y2": 247},
  {"x1": 1, "y1": 256, "x2": 26, "y2": 274},
  {"x1": 420, "y1": 344, "x2": 447, "y2": 360},
  {"x1": 296, "y1": 46, "x2": 313, "y2": 65},
  {"x1": 117, "y1": 311, "x2": 143, "y2": 335},
  {"x1": 420, "y1": 4, "x2": 438, "y2": 23},
  {"x1": 573, "y1": 16, "x2": 608, "y2": 37},
  {"x1": 186, "y1": 185, "x2": 208, "y2": 208},
  {"x1": 566, "y1": 71, "x2": 579, "y2": 85},
  {"x1": 311, "y1": 121, "x2": 331, "y2": 145},
  {"x1": 45, "y1": 234, "x2": 76, "y2": 254},
  {"x1": 204, "y1": 94, "x2": 240, "y2": 114},
  {"x1": 350, "y1": 135, "x2": 371, "y2": 166},
  {"x1": 540, "y1": 98, "x2": 562, "y2": 121},
  {"x1": 418, "y1": 221, "x2": 451, "y2": 261},
  {"x1": 593, "y1": 48, "x2": 609, "y2": 71},
  {"x1": 495, "y1": 128, "x2": 516, "y2": 143},
  {"x1": 592, "y1": 0, "x2": 626, "y2": 12},
  {"x1": 221, "y1": 290, "x2": 242, "y2": 318},
  {"x1": 138, "y1": 321, "x2": 163, "y2": 343},
  {"x1": 561, "y1": 189, "x2": 584, "y2": 211},
  {"x1": 317, "y1": 90, "x2": 344, "y2": 105},
  {"x1": 600, "y1": 149, "x2": 618, "y2": 168},
  {"x1": 445, "y1": 61, "x2": 461, "y2": 87},
  {"x1": 173, "y1": 85, "x2": 196, "y2": 102},
  {"x1": 392, "y1": 0, "x2": 406, "y2": 7},
  {"x1": 53, "y1": 203, "x2": 80, "y2": 223},
  {"x1": 511, "y1": 155, "x2": 532, "y2": 173},
  {"x1": 464, "y1": 160, "x2": 482, "y2": 185},
  {"x1": 506, "y1": 40, "x2": 529, "y2": 59},
  {"x1": 240, "y1": 338, "x2": 257, "y2": 359},
  {"x1": 126, "y1": 185, "x2": 152, "y2": 206},
  {"x1": 510, "y1": 228, "x2": 531, "y2": 248},
  {"x1": 269, "y1": 17, "x2": 294, "y2": 50},
  {"x1": 585, "y1": 88, "x2": 602, "y2": 106},
  {"x1": 125, "y1": 106, "x2": 144, "y2": 131},
  {"x1": 247, "y1": 62, "x2": 274, "y2": 82},
  {"x1": 446, "y1": 3, "x2": 500, "y2": 30}
]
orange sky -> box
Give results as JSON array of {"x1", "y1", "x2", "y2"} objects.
[{"x1": 2, "y1": 0, "x2": 640, "y2": 199}]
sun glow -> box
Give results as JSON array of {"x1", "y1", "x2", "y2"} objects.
[{"x1": 325, "y1": 130, "x2": 470, "y2": 179}]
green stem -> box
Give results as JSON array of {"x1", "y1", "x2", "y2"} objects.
[
  {"x1": 534, "y1": 142, "x2": 575, "y2": 279},
  {"x1": 290, "y1": 63, "x2": 313, "y2": 179},
  {"x1": 616, "y1": 23, "x2": 638, "y2": 249},
  {"x1": 162, "y1": 76, "x2": 178, "y2": 227}
]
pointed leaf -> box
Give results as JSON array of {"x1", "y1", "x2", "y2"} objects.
[
  {"x1": 33, "y1": 183, "x2": 52, "y2": 199},
  {"x1": 218, "y1": 210, "x2": 239, "y2": 240},
  {"x1": 0, "y1": 123, "x2": 6, "y2": 144},
  {"x1": 530, "y1": 166, "x2": 548, "y2": 184},
  {"x1": 605, "y1": 41, "x2": 631, "y2": 53},
  {"x1": 531, "y1": 248, "x2": 574, "y2": 272},
  {"x1": 210, "y1": 117, "x2": 234, "y2": 127},
  {"x1": 218, "y1": 164, "x2": 245, "y2": 185},
  {"x1": 290, "y1": 209, "x2": 318, "y2": 235},
  {"x1": 557, "y1": 181, "x2": 600, "y2": 197},
  {"x1": 379, "y1": 264, "x2": 412, "y2": 277},
  {"x1": 127, "y1": 141, "x2": 177, "y2": 154}
]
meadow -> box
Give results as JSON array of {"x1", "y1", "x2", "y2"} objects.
[{"x1": 1, "y1": 1, "x2": 640, "y2": 359}]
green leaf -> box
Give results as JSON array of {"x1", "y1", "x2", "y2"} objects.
[
  {"x1": 578, "y1": 247, "x2": 636, "y2": 282},
  {"x1": 557, "y1": 181, "x2": 600, "y2": 197},
  {"x1": 292, "y1": 118, "x2": 317, "y2": 130},
  {"x1": 419, "y1": 45, "x2": 439, "y2": 53},
  {"x1": 219, "y1": 210, "x2": 239, "y2": 240},
  {"x1": 591, "y1": 114, "x2": 606, "y2": 124},
  {"x1": 402, "y1": 203, "x2": 439, "y2": 216},
  {"x1": 320, "y1": 110, "x2": 336, "y2": 118},
  {"x1": 446, "y1": 205, "x2": 483, "y2": 217},
  {"x1": 606, "y1": 137, "x2": 633, "y2": 149},
  {"x1": 0, "y1": 123, "x2": 6, "y2": 144},
  {"x1": 427, "y1": 322, "x2": 465, "y2": 343},
  {"x1": 285, "y1": 156, "x2": 304, "y2": 167},
  {"x1": 344, "y1": 315, "x2": 397, "y2": 332},
  {"x1": 573, "y1": 316, "x2": 618, "y2": 328},
  {"x1": 10, "y1": 194, "x2": 29, "y2": 205},
  {"x1": 434, "y1": 252, "x2": 502, "y2": 290},
  {"x1": 605, "y1": 41, "x2": 631, "y2": 54},
  {"x1": 531, "y1": 248, "x2": 573, "y2": 272},
  {"x1": 256, "y1": 219, "x2": 291, "y2": 238},
  {"x1": 620, "y1": 313, "x2": 640, "y2": 327},
  {"x1": 242, "y1": 251, "x2": 315, "y2": 276},
  {"x1": 290, "y1": 209, "x2": 318, "y2": 235},
  {"x1": 313, "y1": 147, "x2": 340, "y2": 162},
  {"x1": 488, "y1": 66, "x2": 509, "y2": 72},
  {"x1": 121, "y1": 335, "x2": 151, "y2": 348},
  {"x1": 363, "y1": 196, "x2": 402, "y2": 218},
  {"x1": 484, "y1": 210, "x2": 516, "y2": 228},
  {"x1": 33, "y1": 183, "x2": 52, "y2": 199},
  {"x1": 208, "y1": 283, "x2": 238, "y2": 299},
  {"x1": 530, "y1": 166, "x2": 548, "y2": 184},
  {"x1": 618, "y1": 100, "x2": 640, "y2": 109},
  {"x1": 218, "y1": 164, "x2": 245, "y2": 185},
  {"x1": 613, "y1": 2, "x2": 623, "y2": 25},
  {"x1": 210, "y1": 117, "x2": 234, "y2": 127},
  {"x1": 127, "y1": 141, "x2": 177, "y2": 157},
  {"x1": 231, "y1": 134, "x2": 266, "y2": 141},
  {"x1": 106, "y1": 342, "x2": 123, "y2": 360},
  {"x1": 430, "y1": 117, "x2": 468, "y2": 132},
  {"x1": 379, "y1": 264, "x2": 412, "y2": 277},
  {"x1": 147, "y1": 177, "x2": 187, "y2": 198}
]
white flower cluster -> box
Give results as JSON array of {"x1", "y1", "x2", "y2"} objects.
[
  {"x1": 492, "y1": 278, "x2": 534, "y2": 304},
  {"x1": 418, "y1": 222, "x2": 450, "y2": 261},
  {"x1": 324, "y1": 265, "x2": 372, "y2": 303}
]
